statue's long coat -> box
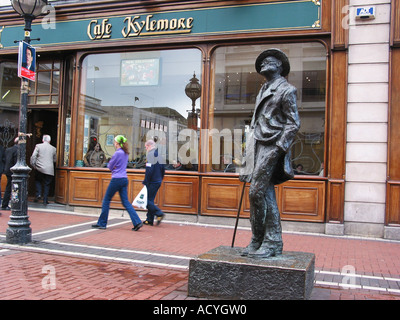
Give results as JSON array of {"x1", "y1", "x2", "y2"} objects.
[{"x1": 250, "y1": 76, "x2": 300, "y2": 185}]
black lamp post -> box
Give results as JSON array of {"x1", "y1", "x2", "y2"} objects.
[
  {"x1": 185, "y1": 72, "x2": 201, "y2": 130},
  {"x1": 6, "y1": 0, "x2": 48, "y2": 244}
]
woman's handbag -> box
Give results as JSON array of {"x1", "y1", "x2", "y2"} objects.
[{"x1": 132, "y1": 185, "x2": 148, "y2": 209}]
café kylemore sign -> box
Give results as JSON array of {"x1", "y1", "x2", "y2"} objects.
[{"x1": 0, "y1": 0, "x2": 321, "y2": 49}]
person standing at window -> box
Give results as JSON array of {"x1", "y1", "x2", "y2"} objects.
[
  {"x1": 92, "y1": 135, "x2": 143, "y2": 231},
  {"x1": 84, "y1": 142, "x2": 106, "y2": 167},
  {"x1": 143, "y1": 139, "x2": 165, "y2": 226}
]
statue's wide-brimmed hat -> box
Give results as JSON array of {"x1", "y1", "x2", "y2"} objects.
[{"x1": 255, "y1": 48, "x2": 290, "y2": 77}]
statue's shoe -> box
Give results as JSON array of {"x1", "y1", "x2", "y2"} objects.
[
  {"x1": 240, "y1": 241, "x2": 261, "y2": 256},
  {"x1": 248, "y1": 247, "x2": 276, "y2": 259}
]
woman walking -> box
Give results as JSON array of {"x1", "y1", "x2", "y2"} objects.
[{"x1": 92, "y1": 135, "x2": 143, "y2": 231}]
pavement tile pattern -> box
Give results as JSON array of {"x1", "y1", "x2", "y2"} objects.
[{"x1": 1, "y1": 207, "x2": 400, "y2": 301}]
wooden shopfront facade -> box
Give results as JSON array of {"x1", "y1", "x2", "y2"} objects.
[{"x1": 0, "y1": 0, "x2": 351, "y2": 229}]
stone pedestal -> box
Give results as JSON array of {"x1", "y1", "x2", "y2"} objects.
[{"x1": 188, "y1": 246, "x2": 315, "y2": 300}]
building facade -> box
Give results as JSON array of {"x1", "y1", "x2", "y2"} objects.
[{"x1": 0, "y1": 0, "x2": 399, "y2": 240}]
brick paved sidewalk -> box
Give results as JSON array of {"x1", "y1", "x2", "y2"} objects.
[{"x1": 1, "y1": 207, "x2": 400, "y2": 300}]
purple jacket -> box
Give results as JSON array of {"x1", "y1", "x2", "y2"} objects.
[{"x1": 108, "y1": 148, "x2": 128, "y2": 178}]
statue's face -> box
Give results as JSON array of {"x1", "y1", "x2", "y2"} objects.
[{"x1": 260, "y1": 56, "x2": 282, "y2": 76}]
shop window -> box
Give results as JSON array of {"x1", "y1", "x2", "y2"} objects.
[
  {"x1": 77, "y1": 49, "x2": 202, "y2": 170},
  {"x1": 0, "y1": 62, "x2": 20, "y2": 148},
  {"x1": 209, "y1": 42, "x2": 327, "y2": 176},
  {"x1": 29, "y1": 61, "x2": 60, "y2": 105},
  {"x1": 0, "y1": 60, "x2": 62, "y2": 151},
  {"x1": 61, "y1": 57, "x2": 74, "y2": 167}
]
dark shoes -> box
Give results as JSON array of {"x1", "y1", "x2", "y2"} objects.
[
  {"x1": 0, "y1": 206, "x2": 10, "y2": 217},
  {"x1": 241, "y1": 240, "x2": 261, "y2": 257},
  {"x1": 143, "y1": 214, "x2": 165, "y2": 227},
  {"x1": 91, "y1": 224, "x2": 106, "y2": 229},
  {"x1": 34, "y1": 195, "x2": 48, "y2": 205},
  {"x1": 156, "y1": 214, "x2": 165, "y2": 226},
  {"x1": 241, "y1": 241, "x2": 282, "y2": 259},
  {"x1": 92, "y1": 222, "x2": 143, "y2": 231},
  {"x1": 132, "y1": 222, "x2": 143, "y2": 231},
  {"x1": 248, "y1": 247, "x2": 277, "y2": 259}
]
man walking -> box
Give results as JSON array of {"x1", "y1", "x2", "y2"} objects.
[
  {"x1": 30, "y1": 134, "x2": 56, "y2": 205},
  {"x1": 143, "y1": 139, "x2": 165, "y2": 226}
]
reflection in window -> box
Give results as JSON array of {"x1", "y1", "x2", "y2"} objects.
[
  {"x1": 0, "y1": 62, "x2": 19, "y2": 148},
  {"x1": 77, "y1": 49, "x2": 202, "y2": 170},
  {"x1": 30, "y1": 61, "x2": 60, "y2": 105},
  {"x1": 224, "y1": 67, "x2": 262, "y2": 105},
  {"x1": 0, "y1": 60, "x2": 62, "y2": 149},
  {"x1": 62, "y1": 57, "x2": 74, "y2": 167},
  {"x1": 0, "y1": 62, "x2": 20, "y2": 108},
  {"x1": 209, "y1": 42, "x2": 326, "y2": 176}
]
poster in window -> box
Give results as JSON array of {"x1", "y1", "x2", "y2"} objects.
[
  {"x1": 120, "y1": 58, "x2": 160, "y2": 86},
  {"x1": 18, "y1": 41, "x2": 36, "y2": 81},
  {"x1": 106, "y1": 134, "x2": 114, "y2": 146}
]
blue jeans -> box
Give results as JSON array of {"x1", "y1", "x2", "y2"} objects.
[
  {"x1": 97, "y1": 178, "x2": 141, "y2": 227},
  {"x1": 146, "y1": 182, "x2": 164, "y2": 223}
]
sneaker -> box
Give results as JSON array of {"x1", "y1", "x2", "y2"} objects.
[
  {"x1": 91, "y1": 224, "x2": 106, "y2": 229},
  {"x1": 34, "y1": 196, "x2": 41, "y2": 203},
  {"x1": 143, "y1": 220, "x2": 153, "y2": 226},
  {"x1": 156, "y1": 214, "x2": 165, "y2": 226},
  {"x1": 1, "y1": 206, "x2": 11, "y2": 210},
  {"x1": 132, "y1": 222, "x2": 143, "y2": 231}
]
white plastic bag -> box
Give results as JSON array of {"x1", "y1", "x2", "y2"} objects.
[{"x1": 132, "y1": 185, "x2": 148, "y2": 209}]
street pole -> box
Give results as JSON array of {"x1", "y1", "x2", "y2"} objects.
[{"x1": 5, "y1": 16, "x2": 34, "y2": 245}]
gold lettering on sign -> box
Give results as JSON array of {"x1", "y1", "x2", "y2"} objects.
[
  {"x1": 86, "y1": 14, "x2": 193, "y2": 41},
  {"x1": 122, "y1": 15, "x2": 193, "y2": 38},
  {"x1": 87, "y1": 19, "x2": 112, "y2": 40}
]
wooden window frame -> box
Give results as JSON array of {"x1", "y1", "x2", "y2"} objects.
[{"x1": 28, "y1": 60, "x2": 61, "y2": 108}]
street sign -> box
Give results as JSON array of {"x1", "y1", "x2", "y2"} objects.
[{"x1": 356, "y1": 6, "x2": 375, "y2": 20}]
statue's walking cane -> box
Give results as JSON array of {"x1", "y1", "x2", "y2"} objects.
[{"x1": 231, "y1": 181, "x2": 246, "y2": 247}]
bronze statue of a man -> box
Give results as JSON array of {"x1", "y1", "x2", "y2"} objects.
[{"x1": 239, "y1": 49, "x2": 300, "y2": 258}]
